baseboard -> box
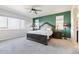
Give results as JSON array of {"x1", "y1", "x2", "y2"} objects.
[{"x1": 0, "y1": 35, "x2": 25, "y2": 42}]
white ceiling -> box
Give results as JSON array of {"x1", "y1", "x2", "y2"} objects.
[{"x1": 0, "y1": 5, "x2": 72, "y2": 18}]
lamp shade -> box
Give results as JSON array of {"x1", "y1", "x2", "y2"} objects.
[{"x1": 64, "y1": 23, "x2": 68, "y2": 28}]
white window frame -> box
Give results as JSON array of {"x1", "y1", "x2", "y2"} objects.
[
  {"x1": 0, "y1": 16, "x2": 8, "y2": 30},
  {"x1": 56, "y1": 15, "x2": 64, "y2": 30},
  {"x1": 0, "y1": 16, "x2": 25, "y2": 30},
  {"x1": 35, "y1": 19, "x2": 39, "y2": 29}
]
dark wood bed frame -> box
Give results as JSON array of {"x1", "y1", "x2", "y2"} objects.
[{"x1": 27, "y1": 33, "x2": 48, "y2": 45}]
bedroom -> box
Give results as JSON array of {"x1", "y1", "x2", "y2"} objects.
[{"x1": 0, "y1": 5, "x2": 78, "y2": 54}]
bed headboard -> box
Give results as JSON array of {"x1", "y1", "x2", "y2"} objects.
[{"x1": 39, "y1": 22, "x2": 55, "y2": 31}]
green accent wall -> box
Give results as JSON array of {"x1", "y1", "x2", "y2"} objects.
[{"x1": 33, "y1": 11, "x2": 71, "y2": 38}]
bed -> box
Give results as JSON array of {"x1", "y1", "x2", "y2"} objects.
[
  {"x1": 27, "y1": 30, "x2": 53, "y2": 45},
  {"x1": 27, "y1": 23, "x2": 55, "y2": 45}
]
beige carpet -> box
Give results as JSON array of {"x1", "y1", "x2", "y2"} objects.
[
  {"x1": 0, "y1": 37, "x2": 76, "y2": 54},
  {"x1": 48, "y1": 38, "x2": 78, "y2": 48}
]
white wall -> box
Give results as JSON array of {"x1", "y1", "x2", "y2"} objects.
[
  {"x1": 77, "y1": 7, "x2": 79, "y2": 43},
  {"x1": 25, "y1": 17, "x2": 33, "y2": 32},
  {"x1": 71, "y1": 6, "x2": 78, "y2": 41},
  {"x1": 0, "y1": 9, "x2": 32, "y2": 41},
  {"x1": 0, "y1": 30, "x2": 26, "y2": 40},
  {"x1": 77, "y1": 6, "x2": 79, "y2": 51}
]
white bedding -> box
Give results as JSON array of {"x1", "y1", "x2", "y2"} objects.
[{"x1": 27, "y1": 30, "x2": 53, "y2": 39}]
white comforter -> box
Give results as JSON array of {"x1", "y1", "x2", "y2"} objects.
[
  {"x1": 27, "y1": 30, "x2": 53, "y2": 35},
  {"x1": 27, "y1": 30, "x2": 53, "y2": 39}
]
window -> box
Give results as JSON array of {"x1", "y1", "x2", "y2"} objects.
[
  {"x1": 8, "y1": 18, "x2": 25, "y2": 29},
  {"x1": 35, "y1": 19, "x2": 39, "y2": 29},
  {"x1": 0, "y1": 16, "x2": 7, "y2": 28},
  {"x1": 8, "y1": 18, "x2": 20, "y2": 29},
  {"x1": 56, "y1": 16, "x2": 64, "y2": 30},
  {"x1": 0, "y1": 16, "x2": 25, "y2": 30}
]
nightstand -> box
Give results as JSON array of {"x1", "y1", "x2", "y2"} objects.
[{"x1": 52, "y1": 31, "x2": 62, "y2": 39}]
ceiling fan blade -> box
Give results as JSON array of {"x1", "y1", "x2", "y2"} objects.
[{"x1": 35, "y1": 9, "x2": 42, "y2": 11}]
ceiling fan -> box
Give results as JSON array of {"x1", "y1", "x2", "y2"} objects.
[
  {"x1": 25, "y1": 5, "x2": 42, "y2": 15},
  {"x1": 29, "y1": 8, "x2": 41, "y2": 14}
]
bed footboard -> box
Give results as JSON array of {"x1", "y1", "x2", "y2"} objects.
[{"x1": 27, "y1": 33, "x2": 48, "y2": 45}]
